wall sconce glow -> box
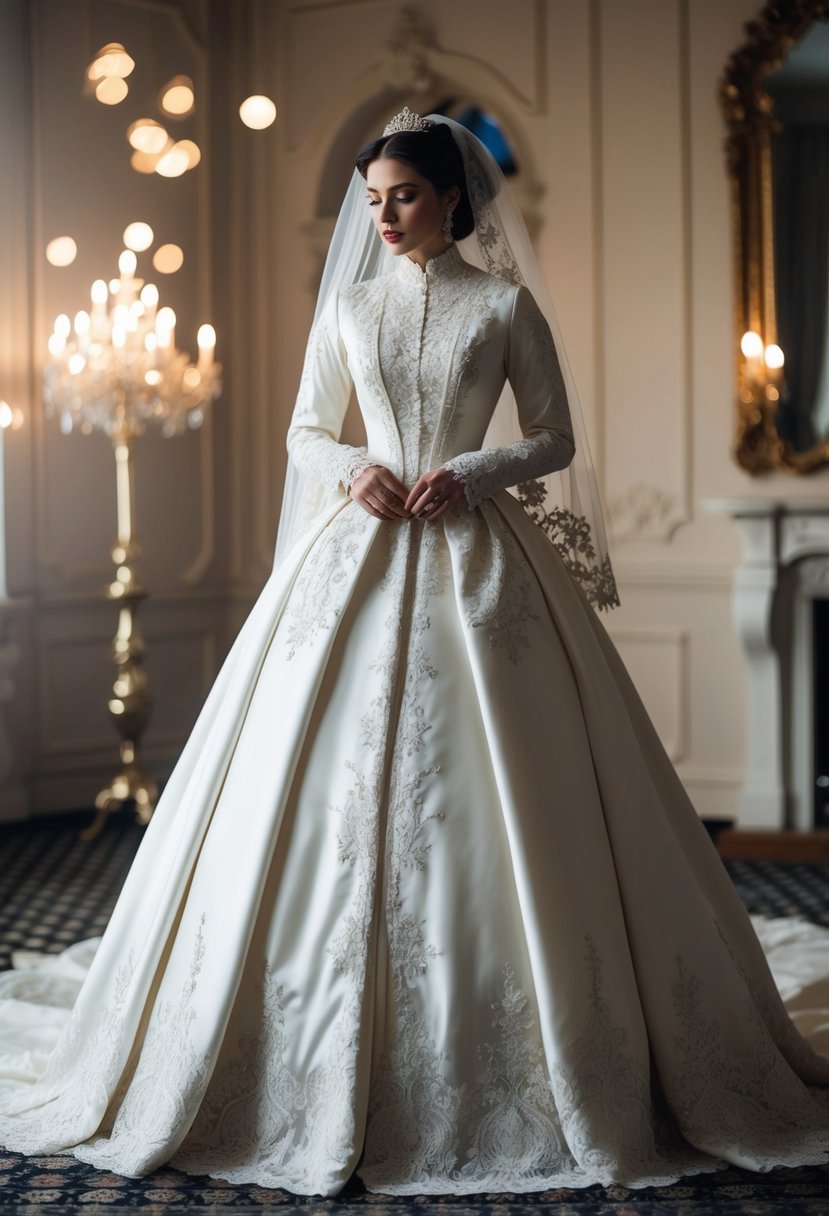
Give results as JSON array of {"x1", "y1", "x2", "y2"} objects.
[
  {"x1": 239, "y1": 95, "x2": 276, "y2": 130},
  {"x1": 46, "y1": 236, "x2": 78, "y2": 267},
  {"x1": 764, "y1": 343, "x2": 785, "y2": 370},
  {"x1": 155, "y1": 145, "x2": 190, "y2": 178},
  {"x1": 153, "y1": 244, "x2": 184, "y2": 274},
  {"x1": 128, "y1": 119, "x2": 170, "y2": 154},
  {"x1": 740, "y1": 330, "x2": 764, "y2": 360},
  {"x1": 88, "y1": 42, "x2": 135, "y2": 80},
  {"x1": 95, "y1": 76, "x2": 129, "y2": 106},
  {"x1": 160, "y1": 76, "x2": 195, "y2": 117},
  {"x1": 0, "y1": 398, "x2": 22, "y2": 437},
  {"x1": 123, "y1": 222, "x2": 154, "y2": 252}
]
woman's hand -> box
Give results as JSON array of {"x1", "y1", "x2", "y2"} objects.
[
  {"x1": 350, "y1": 465, "x2": 413, "y2": 520},
  {"x1": 405, "y1": 467, "x2": 467, "y2": 522}
]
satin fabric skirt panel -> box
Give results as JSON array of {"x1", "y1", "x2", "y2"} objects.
[{"x1": 0, "y1": 495, "x2": 828, "y2": 1199}]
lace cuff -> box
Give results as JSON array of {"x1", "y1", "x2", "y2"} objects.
[
  {"x1": 443, "y1": 430, "x2": 575, "y2": 511},
  {"x1": 288, "y1": 430, "x2": 374, "y2": 497},
  {"x1": 343, "y1": 449, "x2": 377, "y2": 495}
]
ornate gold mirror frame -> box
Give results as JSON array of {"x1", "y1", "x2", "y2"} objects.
[{"x1": 720, "y1": 0, "x2": 829, "y2": 474}]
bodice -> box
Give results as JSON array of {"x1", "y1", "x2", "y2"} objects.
[
  {"x1": 286, "y1": 242, "x2": 575, "y2": 512},
  {"x1": 339, "y1": 243, "x2": 517, "y2": 483}
]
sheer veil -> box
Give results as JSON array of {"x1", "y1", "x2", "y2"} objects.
[{"x1": 274, "y1": 110, "x2": 620, "y2": 612}]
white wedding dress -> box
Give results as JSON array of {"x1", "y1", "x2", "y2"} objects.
[{"x1": 1, "y1": 242, "x2": 829, "y2": 1197}]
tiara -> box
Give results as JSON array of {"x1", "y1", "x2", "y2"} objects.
[{"x1": 382, "y1": 106, "x2": 434, "y2": 136}]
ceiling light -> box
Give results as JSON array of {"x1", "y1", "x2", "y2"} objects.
[
  {"x1": 239, "y1": 95, "x2": 276, "y2": 130},
  {"x1": 123, "y1": 222, "x2": 154, "y2": 252},
  {"x1": 46, "y1": 236, "x2": 78, "y2": 266}
]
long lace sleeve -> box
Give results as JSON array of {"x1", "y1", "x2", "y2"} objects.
[
  {"x1": 443, "y1": 284, "x2": 575, "y2": 509},
  {"x1": 286, "y1": 290, "x2": 376, "y2": 495}
]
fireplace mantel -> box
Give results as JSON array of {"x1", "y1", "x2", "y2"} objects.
[{"x1": 703, "y1": 497, "x2": 829, "y2": 830}]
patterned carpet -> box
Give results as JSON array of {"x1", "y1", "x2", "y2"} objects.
[{"x1": 0, "y1": 808, "x2": 827, "y2": 1214}]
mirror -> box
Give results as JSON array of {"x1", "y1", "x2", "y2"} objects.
[{"x1": 721, "y1": 1, "x2": 829, "y2": 473}]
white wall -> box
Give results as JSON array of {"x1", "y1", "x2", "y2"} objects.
[{"x1": 3, "y1": 0, "x2": 825, "y2": 822}]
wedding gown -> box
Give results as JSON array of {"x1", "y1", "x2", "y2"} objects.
[{"x1": 2, "y1": 241, "x2": 829, "y2": 1198}]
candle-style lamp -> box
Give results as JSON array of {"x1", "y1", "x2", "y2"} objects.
[
  {"x1": 740, "y1": 328, "x2": 786, "y2": 421},
  {"x1": 44, "y1": 254, "x2": 221, "y2": 840}
]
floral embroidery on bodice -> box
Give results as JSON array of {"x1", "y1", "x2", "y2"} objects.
[
  {"x1": 283, "y1": 242, "x2": 623, "y2": 611},
  {"x1": 377, "y1": 244, "x2": 485, "y2": 481},
  {"x1": 286, "y1": 242, "x2": 575, "y2": 507}
]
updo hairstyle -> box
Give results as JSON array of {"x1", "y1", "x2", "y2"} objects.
[{"x1": 355, "y1": 121, "x2": 475, "y2": 241}]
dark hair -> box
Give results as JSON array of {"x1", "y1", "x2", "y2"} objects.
[{"x1": 355, "y1": 122, "x2": 475, "y2": 241}]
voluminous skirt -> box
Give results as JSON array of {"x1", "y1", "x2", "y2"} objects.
[{"x1": 1, "y1": 491, "x2": 829, "y2": 1197}]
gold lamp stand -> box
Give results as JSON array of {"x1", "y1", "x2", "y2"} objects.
[
  {"x1": 43, "y1": 254, "x2": 220, "y2": 841},
  {"x1": 81, "y1": 418, "x2": 158, "y2": 841}
]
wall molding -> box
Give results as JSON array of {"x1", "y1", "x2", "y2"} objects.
[{"x1": 612, "y1": 625, "x2": 690, "y2": 762}]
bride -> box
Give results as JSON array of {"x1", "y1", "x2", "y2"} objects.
[{"x1": 1, "y1": 106, "x2": 829, "y2": 1198}]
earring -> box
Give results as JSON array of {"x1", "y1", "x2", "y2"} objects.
[{"x1": 442, "y1": 208, "x2": 455, "y2": 244}]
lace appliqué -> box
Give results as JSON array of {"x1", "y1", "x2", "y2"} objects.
[
  {"x1": 279, "y1": 507, "x2": 367, "y2": 660},
  {"x1": 288, "y1": 428, "x2": 374, "y2": 497},
  {"x1": 0, "y1": 950, "x2": 135, "y2": 1155},
  {"x1": 362, "y1": 960, "x2": 579, "y2": 1193},
  {"x1": 452, "y1": 508, "x2": 538, "y2": 665},
  {"x1": 665, "y1": 920, "x2": 829, "y2": 1169},
  {"x1": 463, "y1": 153, "x2": 522, "y2": 286},
  {"x1": 514, "y1": 479, "x2": 621, "y2": 612},
  {"x1": 172, "y1": 966, "x2": 364, "y2": 1189},
  {"x1": 712, "y1": 916, "x2": 829, "y2": 1086},
  {"x1": 376, "y1": 245, "x2": 506, "y2": 484},
  {"x1": 70, "y1": 918, "x2": 210, "y2": 1176},
  {"x1": 443, "y1": 431, "x2": 571, "y2": 512},
  {"x1": 462, "y1": 964, "x2": 573, "y2": 1182}
]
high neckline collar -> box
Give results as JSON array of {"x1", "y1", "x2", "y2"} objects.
[{"x1": 394, "y1": 242, "x2": 465, "y2": 283}]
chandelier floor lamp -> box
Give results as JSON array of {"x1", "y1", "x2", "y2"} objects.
[{"x1": 44, "y1": 251, "x2": 221, "y2": 840}]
